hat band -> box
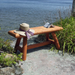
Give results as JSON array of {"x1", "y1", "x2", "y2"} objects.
[{"x1": 19, "y1": 28, "x2": 34, "y2": 39}]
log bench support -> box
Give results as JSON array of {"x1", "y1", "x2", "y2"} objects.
[{"x1": 15, "y1": 32, "x2": 60, "y2": 61}]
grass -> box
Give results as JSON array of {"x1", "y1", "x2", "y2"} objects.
[{"x1": 53, "y1": 16, "x2": 75, "y2": 54}]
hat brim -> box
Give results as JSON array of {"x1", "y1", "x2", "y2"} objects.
[{"x1": 14, "y1": 29, "x2": 35, "y2": 36}]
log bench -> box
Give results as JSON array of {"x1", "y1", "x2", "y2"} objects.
[{"x1": 8, "y1": 26, "x2": 63, "y2": 61}]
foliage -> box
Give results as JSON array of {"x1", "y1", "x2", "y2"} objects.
[
  {"x1": 0, "y1": 38, "x2": 23, "y2": 67},
  {"x1": 0, "y1": 38, "x2": 15, "y2": 53},
  {"x1": 0, "y1": 52, "x2": 22, "y2": 67},
  {"x1": 53, "y1": 16, "x2": 75, "y2": 54}
]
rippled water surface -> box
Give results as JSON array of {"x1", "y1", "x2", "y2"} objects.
[{"x1": 0, "y1": 0, "x2": 73, "y2": 40}]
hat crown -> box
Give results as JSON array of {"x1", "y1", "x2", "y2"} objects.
[{"x1": 20, "y1": 23, "x2": 29, "y2": 31}]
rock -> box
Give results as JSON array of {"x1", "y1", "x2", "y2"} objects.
[
  {"x1": 0, "y1": 67, "x2": 15, "y2": 75},
  {"x1": 5, "y1": 53, "x2": 17, "y2": 59},
  {"x1": 0, "y1": 65, "x2": 2, "y2": 68},
  {"x1": 16, "y1": 50, "x2": 21, "y2": 55},
  {"x1": 4, "y1": 53, "x2": 18, "y2": 62},
  {"x1": 0, "y1": 63, "x2": 23, "y2": 75},
  {"x1": 0, "y1": 50, "x2": 4, "y2": 55},
  {"x1": 34, "y1": 36, "x2": 46, "y2": 43},
  {"x1": 12, "y1": 63, "x2": 23, "y2": 75}
]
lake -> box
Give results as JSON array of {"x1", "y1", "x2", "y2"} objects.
[{"x1": 0, "y1": 0, "x2": 73, "y2": 40}]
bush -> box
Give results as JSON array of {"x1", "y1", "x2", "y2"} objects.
[
  {"x1": 0, "y1": 52, "x2": 22, "y2": 67},
  {"x1": 0, "y1": 38, "x2": 15, "y2": 53},
  {"x1": 53, "y1": 16, "x2": 75, "y2": 53},
  {"x1": 0, "y1": 38, "x2": 23, "y2": 67}
]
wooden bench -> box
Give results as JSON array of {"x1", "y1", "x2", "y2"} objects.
[{"x1": 8, "y1": 26, "x2": 63, "y2": 61}]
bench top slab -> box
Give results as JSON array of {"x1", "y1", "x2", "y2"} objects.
[{"x1": 8, "y1": 25, "x2": 63, "y2": 38}]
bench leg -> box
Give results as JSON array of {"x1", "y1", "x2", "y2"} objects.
[
  {"x1": 15, "y1": 38, "x2": 21, "y2": 52},
  {"x1": 46, "y1": 33, "x2": 49, "y2": 41},
  {"x1": 22, "y1": 37, "x2": 27, "y2": 61},
  {"x1": 51, "y1": 32, "x2": 60, "y2": 50}
]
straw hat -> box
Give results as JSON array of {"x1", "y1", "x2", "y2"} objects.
[{"x1": 14, "y1": 23, "x2": 34, "y2": 39}]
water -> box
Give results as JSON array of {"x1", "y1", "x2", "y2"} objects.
[{"x1": 0, "y1": 0, "x2": 73, "y2": 40}]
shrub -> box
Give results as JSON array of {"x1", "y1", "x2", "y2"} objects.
[
  {"x1": 53, "y1": 16, "x2": 75, "y2": 53},
  {"x1": 0, "y1": 38, "x2": 23, "y2": 67},
  {"x1": 0, "y1": 52, "x2": 22, "y2": 67},
  {"x1": 0, "y1": 38, "x2": 15, "y2": 53}
]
